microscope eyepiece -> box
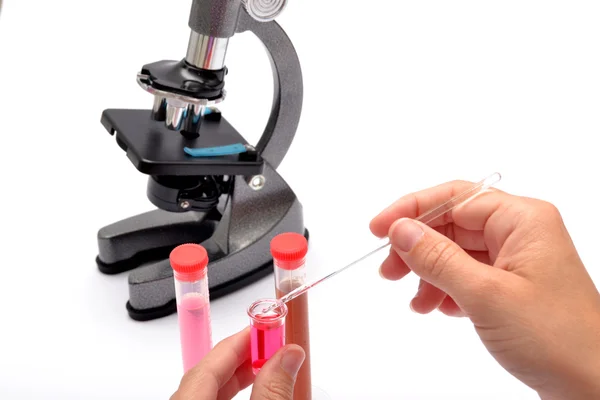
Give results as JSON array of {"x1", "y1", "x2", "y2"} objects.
[{"x1": 186, "y1": 32, "x2": 229, "y2": 71}]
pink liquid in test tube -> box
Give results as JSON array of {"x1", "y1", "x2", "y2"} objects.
[
  {"x1": 170, "y1": 243, "x2": 213, "y2": 373},
  {"x1": 248, "y1": 299, "x2": 287, "y2": 374},
  {"x1": 178, "y1": 293, "x2": 212, "y2": 371}
]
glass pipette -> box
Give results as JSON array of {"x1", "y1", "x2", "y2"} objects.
[{"x1": 262, "y1": 172, "x2": 502, "y2": 313}]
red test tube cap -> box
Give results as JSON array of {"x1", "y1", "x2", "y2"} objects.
[
  {"x1": 170, "y1": 243, "x2": 209, "y2": 282},
  {"x1": 270, "y1": 232, "x2": 308, "y2": 270}
]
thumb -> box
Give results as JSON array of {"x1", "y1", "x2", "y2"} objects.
[
  {"x1": 250, "y1": 345, "x2": 305, "y2": 400},
  {"x1": 389, "y1": 218, "x2": 503, "y2": 305}
]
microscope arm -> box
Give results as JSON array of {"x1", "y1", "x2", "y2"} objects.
[{"x1": 235, "y1": 10, "x2": 303, "y2": 169}]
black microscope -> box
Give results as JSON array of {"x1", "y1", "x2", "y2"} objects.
[{"x1": 96, "y1": 0, "x2": 306, "y2": 321}]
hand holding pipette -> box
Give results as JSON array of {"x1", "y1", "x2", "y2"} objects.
[
  {"x1": 262, "y1": 172, "x2": 502, "y2": 313},
  {"x1": 369, "y1": 176, "x2": 600, "y2": 400}
]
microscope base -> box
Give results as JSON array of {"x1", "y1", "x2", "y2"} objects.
[
  {"x1": 96, "y1": 208, "x2": 220, "y2": 275},
  {"x1": 96, "y1": 163, "x2": 305, "y2": 321}
]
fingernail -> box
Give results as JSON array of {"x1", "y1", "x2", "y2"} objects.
[
  {"x1": 409, "y1": 300, "x2": 417, "y2": 313},
  {"x1": 280, "y1": 347, "x2": 305, "y2": 378},
  {"x1": 378, "y1": 266, "x2": 385, "y2": 279},
  {"x1": 390, "y1": 219, "x2": 424, "y2": 252}
]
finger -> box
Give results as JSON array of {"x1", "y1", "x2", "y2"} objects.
[
  {"x1": 379, "y1": 250, "x2": 491, "y2": 281},
  {"x1": 437, "y1": 295, "x2": 466, "y2": 317},
  {"x1": 370, "y1": 180, "x2": 475, "y2": 237},
  {"x1": 369, "y1": 179, "x2": 509, "y2": 238},
  {"x1": 433, "y1": 224, "x2": 486, "y2": 251},
  {"x1": 388, "y1": 218, "x2": 507, "y2": 308},
  {"x1": 175, "y1": 327, "x2": 251, "y2": 400},
  {"x1": 250, "y1": 345, "x2": 305, "y2": 400},
  {"x1": 410, "y1": 279, "x2": 447, "y2": 314},
  {"x1": 216, "y1": 360, "x2": 255, "y2": 400},
  {"x1": 379, "y1": 249, "x2": 411, "y2": 281},
  {"x1": 408, "y1": 251, "x2": 491, "y2": 314}
]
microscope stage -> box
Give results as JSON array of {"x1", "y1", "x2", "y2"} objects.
[{"x1": 101, "y1": 109, "x2": 264, "y2": 176}]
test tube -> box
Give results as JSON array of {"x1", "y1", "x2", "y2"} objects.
[
  {"x1": 248, "y1": 298, "x2": 288, "y2": 374},
  {"x1": 169, "y1": 243, "x2": 213, "y2": 373},
  {"x1": 270, "y1": 232, "x2": 313, "y2": 400}
]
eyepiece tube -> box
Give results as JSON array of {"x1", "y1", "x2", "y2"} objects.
[
  {"x1": 186, "y1": 31, "x2": 230, "y2": 70},
  {"x1": 188, "y1": 0, "x2": 243, "y2": 39}
]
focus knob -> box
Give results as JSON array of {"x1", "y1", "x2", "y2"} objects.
[{"x1": 242, "y1": 0, "x2": 288, "y2": 22}]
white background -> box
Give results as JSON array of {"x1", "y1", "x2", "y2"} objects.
[{"x1": 1, "y1": 0, "x2": 599, "y2": 399}]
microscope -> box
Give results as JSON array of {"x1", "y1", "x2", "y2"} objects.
[{"x1": 96, "y1": 0, "x2": 306, "y2": 321}]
